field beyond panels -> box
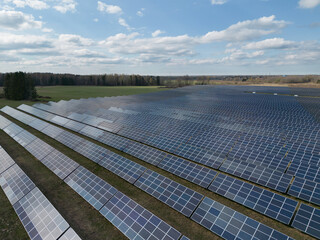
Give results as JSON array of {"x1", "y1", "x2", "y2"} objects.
[{"x1": 0, "y1": 86, "x2": 165, "y2": 108}]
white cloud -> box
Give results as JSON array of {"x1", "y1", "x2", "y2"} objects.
[
  {"x1": 211, "y1": 0, "x2": 228, "y2": 5},
  {"x1": 152, "y1": 30, "x2": 165, "y2": 37},
  {"x1": 53, "y1": 0, "x2": 77, "y2": 13},
  {"x1": 42, "y1": 27, "x2": 53, "y2": 32},
  {"x1": 118, "y1": 18, "x2": 132, "y2": 30},
  {"x1": 4, "y1": 0, "x2": 49, "y2": 10},
  {"x1": 136, "y1": 8, "x2": 145, "y2": 17},
  {"x1": 100, "y1": 33, "x2": 195, "y2": 56},
  {"x1": 94, "y1": 18, "x2": 99, "y2": 22},
  {"x1": 201, "y1": 15, "x2": 288, "y2": 43},
  {"x1": 0, "y1": 32, "x2": 52, "y2": 49},
  {"x1": 0, "y1": 10, "x2": 42, "y2": 30},
  {"x1": 299, "y1": 0, "x2": 320, "y2": 8},
  {"x1": 58, "y1": 34, "x2": 94, "y2": 46},
  {"x1": 97, "y1": 1, "x2": 122, "y2": 14},
  {"x1": 243, "y1": 38, "x2": 296, "y2": 50}
]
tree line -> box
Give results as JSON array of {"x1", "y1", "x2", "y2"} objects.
[{"x1": 0, "y1": 73, "x2": 161, "y2": 86}]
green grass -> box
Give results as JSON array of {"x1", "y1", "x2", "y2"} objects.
[{"x1": 0, "y1": 86, "x2": 165, "y2": 108}]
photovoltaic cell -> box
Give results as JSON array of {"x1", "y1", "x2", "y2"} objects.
[
  {"x1": 74, "y1": 141, "x2": 110, "y2": 163},
  {"x1": 124, "y1": 141, "x2": 167, "y2": 166},
  {"x1": 25, "y1": 138, "x2": 55, "y2": 161},
  {"x1": 0, "y1": 115, "x2": 12, "y2": 129},
  {"x1": 191, "y1": 197, "x2": 293, "y2": 240},
  {"x1": 59, "y1": 228, "x2": 82, "y2": 240},
  {"x1": 13, "y1": 187, "x2": 70, "y2": 240},
  {"x1": 174, "y1": 144, "x2": 225, "y2": 169},
  {"x1": 0, "y1": 146, "x2": 15, "y2": 174},
  {"x1": 29, "y1": 118, "x2": 49, "y2": 131},
  {"x1": 158, "y1": 155, "x2": 218, "y2": 188},
  {"x1": 98, "y1": 152, "x2": 146, "y2": 184},
  {"x1": 55, "y1": 131, "x2": 86, "y2": 150},
  {"x1": 287, "y1": 177, "x2": 320, "y2": 206},
  {"x1": 100, "y1": 191, "x2": 182, "y2": 240},
  {"x1": 51, "y1": 115, "x2": 70, "y2": 126},
  {"x1": 98, "y1": 132, "x2": 133, "y2": 151},
  {"x1": 79, "y1": 125, "x2": 104, "y2": 140},
  {"x1": 220, "y1": 159, "x2": 292, "y2": 193},
  {"x1": 180, "y1": 236, "x2": 190, "y2": 240},
  {"x1": 291, "y1": 203, "x2": 320, "y2": 239},
  {"x1": 0, "y1": 164, "x2": 36, "y2": 205},
  {"x1": 64, "y1": 120, "x2": 86, "y2": 132},
  {"x1": 134, "y1": 169, "x2": 203, "y2": 217},
  {"x1": 42, "y1": 124, "x2": 65, "y2": 138},
  {"x1": 208, "y1": 173, "x2": 298, "y2": 224},
  {"x1": 13, "y1": 130, "x2": 36, "y2": 147},
  {"x1": 3, "y1": 123, "x2": 24, "y2": 138},
  {"x1": 65, "y1": 166, "x2": 117, "y2": 210},
  {"x1": 41, "y1": 149, "x2": 79, "y2": 180}
]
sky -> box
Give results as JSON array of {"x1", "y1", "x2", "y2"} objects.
[{"x1": 0, "y1": 0, "x2": 320, "y2": 75}]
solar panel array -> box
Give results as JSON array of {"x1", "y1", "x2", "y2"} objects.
[
  {"x1": 208, "y1": 173, "x2": 298, "y2": 224},
  {"x1": 191, "y1": 197, "x2": 294, "y2": 240},
  {"x1": 291, "y1": 203, "x2": 320, "y2": 239},
  {"x1": 0, "y1": 146, "x2": 81, "y2": 240},
  {"x1": 134, "y1": 169, "x2": 203, "y2": 217},
  {"x1": 2, "y1": 84, "x2": 319, "y2": 239},
  {"x1": 0, "y1": 116, "x2": 183, "y2": 240}
]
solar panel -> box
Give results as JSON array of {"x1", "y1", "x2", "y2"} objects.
[
  {"x1": 288, "y1": 177, "x2": 320, "y2": 206},
  {"x1": 79, "y1": 125, "x2": 105, "y2": 139},
  {"x1": 291, "y1": 203, "x2": 320, "y2": 239},
  {"x1": 64, "y1": 120, "x2": 86, "y2": 132},
  {"x1": 158, "y1": 155, "x2": 218, "y2": 188},
  {"x1": 0, "y1": 146, "x2": 15, "y2": 174},
  {"x1": 3, "y1": 123, "x2": 24, "y2": 138},
  {"x1": 25, "y1": 138, "x2": 55, "y2": 161},
  {"x1": 124, "y1": 141, "x2": 167, "y2": 166},
  {"x1": 18, "y1": 104, "x2": 55, "y2": 121},
  {"x1": 174, "y1": 144, "x2": 225, "y2": 169},
  {"x1": 59, "y1": 228, "x2": 82, "y2": 240},
  {"x1": 51, "y1": 115, "x2": 70, "y2": 126},
  {"x1": 55, "y1": 131, "x2": 86, "y2": 150},
  {"x1": 13, "y1": 130, "x2": 36, "y2": 147},
  {"x1": 41, "y1": 149, "x2": 79, "y2": 180},
  {"x1": 42, "y1": 124, "x2": 65, "y2": 138},
  {"x1": 0, "y1": 164, "x2": 36, "y2": 205},
  {"x1": 13, "y1": 187, "x2": 70, "y2": 240},
  {"x1": 134, "y1": 169, "x2": 203, "y2": 217},
  {"x1": 191, "y1": 197, "x2": 293, "y2": 240},
  {"x1": 28, "y1": 118, "x2": 50, "y2": 131},
  {"x1": 220, "y1": 159, "x2": 292, "y2": 193},
  {"x1": 65, "y1": 166, "x2": 117, "y2": 210},
  {"x1": 98, "y1": 132, "x2": 133, "y2": 151},
  {"x1": 75, "y1": 141, "x2": 110, "y2": 163},
  {"x1": 98, "y1": 152, "x2": 146, "y2": 184},
  {"x1": 208, "y1": 173, "x2": 298, "y2": 224},
  {"x1": 0, "y1": 115, "x2": 12, "y2": 129},
  {"x1": 287, "y1": 162, "x2": 320, "y2": 183},
  {"x1": 100, "y1": 191, "x2": 182, "y2": 240}
]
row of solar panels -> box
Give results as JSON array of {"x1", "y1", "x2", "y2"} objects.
[
  {"x1": 31, "y1": 100, "x2": 320, "y2": 191},
  {"x1": 0, "y1": 146, "x2": 81, "y2": 240},
  {"x1": 11, "y1": 105, "x2": 317, "y2": 240},
  {"x1": 32, "y1": 96, "x2": 320, "y2": 174},
  {"x1": 0, "y1": 110, "x2": 299, "y2": 240},
  {"x1": 0, "y1": 117, "x2": 185, "y2": 240},
  {"x1": 15, "y1": 104, "x2": 320, "y2": 210}
]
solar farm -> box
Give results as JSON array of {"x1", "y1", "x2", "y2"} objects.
[{"x1": 0, "y1": 85, "x2": 320, "y2": 240}]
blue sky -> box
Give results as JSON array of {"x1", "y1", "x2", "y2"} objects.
[{"x1": 0, "y1": 0, "x2": 319, "y2": 75}]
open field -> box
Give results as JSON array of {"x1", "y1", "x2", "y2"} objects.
[{"x1": 0, "y1": 86, "x2": 165, "y2": 108}]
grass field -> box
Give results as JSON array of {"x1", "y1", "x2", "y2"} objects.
[{"x1": 0, "y1": 86, "x2": 165, "y2": 108}]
